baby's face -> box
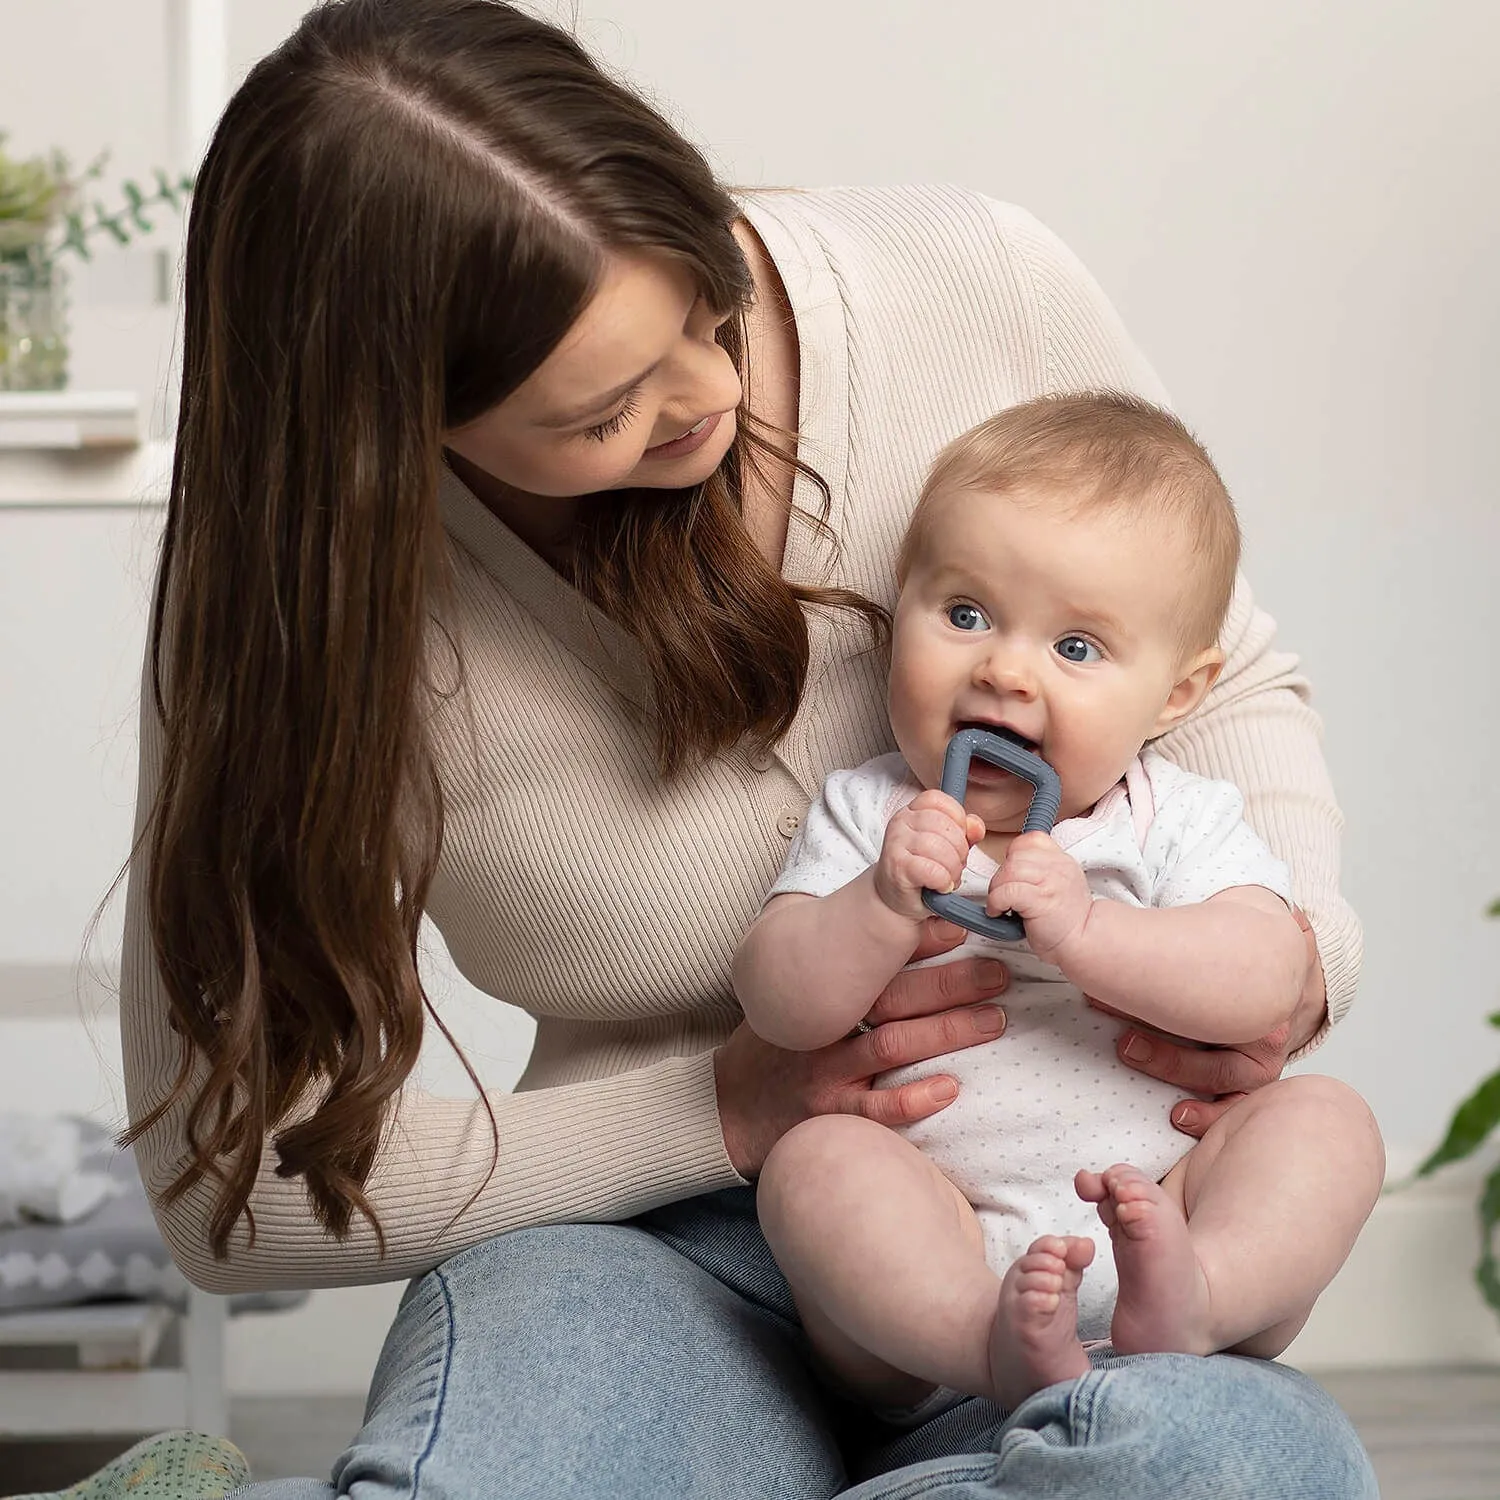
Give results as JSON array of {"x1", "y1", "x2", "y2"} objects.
[{"x1": 888, "y1": 485, "x2": 1208, "y2": 828}]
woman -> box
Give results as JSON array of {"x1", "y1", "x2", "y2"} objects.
[{"x1": 92, "y1": 0, "x2": 1373, "y2": 1496}]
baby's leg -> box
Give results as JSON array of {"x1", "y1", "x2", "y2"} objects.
[
  {"x1": 758, "y1": 1114, "x2": 1094, "y2": 1410},
  {"x1": 1076, "y1": 1074, "x2": 1383, "y2": 1359}
]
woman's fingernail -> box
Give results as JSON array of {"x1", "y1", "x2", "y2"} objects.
[
  {"x1": 976, "y1": 960, "x2": 1008, "y2": 991},
  {"x1": 1172, "y1": 1105, "x2": 1199, "y2": 1131},
  {"x1": 973, "y1": 1004, "x2": 1005, "y2": 1035},
  {"x1": 1122, "y1": 1034, "x2": 1153, "y2": 1063},
  {"x1": 931, "y1": 1079, "x2": 958, "y2": 1103}
]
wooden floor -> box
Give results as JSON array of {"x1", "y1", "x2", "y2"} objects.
[
  {"x1": 1, "y1": 1370, "x2": 1496, "y2": 1496},
  {"x1": 1316, "y1": 1368, "x2": 1500, "y2": 1500}
]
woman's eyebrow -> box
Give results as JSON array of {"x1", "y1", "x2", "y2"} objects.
[{"x1": 538, "y1": 366, "x2": 658, "y2": 428}]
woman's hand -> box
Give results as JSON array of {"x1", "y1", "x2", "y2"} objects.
[
  {"x1": 1112, "y1": 908, "x2": 1329, "y2": 1137},
  {"x1": 715, "y1": 918, "x2": 1008, "y2": 1178}
]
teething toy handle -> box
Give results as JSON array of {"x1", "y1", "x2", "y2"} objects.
[{"x1": 920, "y1": 728, "x2": 1062, "y2": 942}]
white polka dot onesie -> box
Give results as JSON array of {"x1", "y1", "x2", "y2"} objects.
[{"x1": 767, "y1": 748, "x2": 1293, "y2": 1340}]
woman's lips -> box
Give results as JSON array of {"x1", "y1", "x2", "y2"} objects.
[{"x1": 642, "y1": 410, "x2": 723, "y2": 460}]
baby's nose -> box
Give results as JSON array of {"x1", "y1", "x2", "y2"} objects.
[{"x1": 976, "y1": 647, "x2": 1037, "y2": 697}]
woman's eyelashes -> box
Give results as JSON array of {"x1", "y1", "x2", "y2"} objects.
[{"x1": 583, "y1": 388, "x2": 642, "y2": 443}]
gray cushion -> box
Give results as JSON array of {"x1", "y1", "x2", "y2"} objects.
[{"x1": 0, "y1": 1119, "x2": 304, "y2": 1315}]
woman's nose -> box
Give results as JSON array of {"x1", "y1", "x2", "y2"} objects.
[{"x1": 670, "y1": 330, "x2": 742, "y2": 416}]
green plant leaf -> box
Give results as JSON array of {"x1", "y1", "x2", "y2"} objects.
[
  {"x1": 2, "y1": 132, "x2": 190, "y2": 262},
  {"x1": 122, "y1": 180, "x2": 155, "y2": 233},
  {"x1": 1489, "y1": 1011, "x2": 1500, "y2": 1029},
  {"x1": 1477, "y1": 1161, "x2": 1500, "y2": 1318},
  {"x1": 151, "y1": 169, "x2": 196, "y2": 210},
  {"x1": 1488, "y1": 897, "x2": 1500, "y2": 918},
  {"x1": 91, "y1": 204, "x2": 130, "y2": 246},
  {"x1": 1415, "y1": 1070, "x2": 1500, "y2": 1177},
  {"x1": 60, "y1": 212, "x2": 89, "y2": 260}
]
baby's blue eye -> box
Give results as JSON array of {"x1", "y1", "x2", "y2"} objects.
[
  {"x1": 947, "y1": 603, "x2": 989, "y2": 632},
  {"x1": 1055, "y1": 635, "x2": 1101, "y2": 664}
]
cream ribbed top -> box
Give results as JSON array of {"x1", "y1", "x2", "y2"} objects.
[{"x1": 120, "y1": 185, "x2": 1359, "y2": 1291}]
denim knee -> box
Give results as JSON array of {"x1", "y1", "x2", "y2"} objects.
[
  {"x1": 343, "y1": 1219, "x2": 846, "y2": 1500},
  {"x1": 1003, "y1": 1353, "x2": 1377, "y2": 1499}
]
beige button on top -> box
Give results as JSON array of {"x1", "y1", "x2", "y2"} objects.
[
  {"x1": 776, "y1": 809, "x2": 801, "y2": 838},
  {"x1": 749, "y1": 748, "x2": 775, "y2": 772}
]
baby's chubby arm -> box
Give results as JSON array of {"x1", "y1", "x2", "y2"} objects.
[
  {"x1": 733, "y1": 791, "x2": 983, "y2": 1051},
  {"x1": 990, "y1": 833, "x2": 1309, "y2": 1045}
]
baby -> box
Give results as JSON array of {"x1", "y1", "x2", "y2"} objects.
[{"x1": 732, "y1": 392, "x2": 1383, "y2": 1414}]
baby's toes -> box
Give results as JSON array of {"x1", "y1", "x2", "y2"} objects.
[
  {"x1": 1026, "y1": 1234, "x2": 1075, "y2": 1258},
  {"x1": 1074, "y1": 1168, "x2": 1108, "y2": 1203},
  {"x1": 1102, "y1": 1163, "x2": 1155, "y2": 1201},
  {"x1": 1112, "y1": 1199, "x2": 1158, "y2": 1235},
  {"x1": 1015, "y1": 1279, "x2": 1064, "y2": 1312},
  {"x1": 1014, "y1": 1246, "x2": 1066, "y2": 1283},
  {"x1": 1058, "y1": 1235, "x2": 1096, "y2": 1273},
  {"x1": 1007, "y1": 1252, "x2": 1066, "y2": 1310},
  {"x1": 1079, "y1": 1179, "x2": 1120, "y2": 1230}
]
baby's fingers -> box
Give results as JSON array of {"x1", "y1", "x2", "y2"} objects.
[
  {"x1": 903, "y1": 807, "x2": 973, "y2": 862},
  {"x1": 996, "y1": 832, "x2": 1062, "y2": 879},
  {"x1": 908, "y1": 788, "x2": 970, "y2": 831},
  {"x1": 907, "y1": 852, "x2": 965, "y2": 894},
  {"x1": 985, "y1": 873, "x2": 1038, "y2": 917}
]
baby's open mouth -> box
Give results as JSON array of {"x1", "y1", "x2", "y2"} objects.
[{"x1": 957, "y1": 722, "x2": 1040, "y2": 755}]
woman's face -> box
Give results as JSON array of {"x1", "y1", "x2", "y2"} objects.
[{"x1": 444, "y1": 249, "x2": 742, "y2": 511}]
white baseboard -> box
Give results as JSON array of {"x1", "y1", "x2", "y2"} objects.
[{"x1": 228, "y1": 1282, "x2": 404, "y2": 1398}]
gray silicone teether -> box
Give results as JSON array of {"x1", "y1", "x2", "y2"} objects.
[{"x1": 920, "y1": 727, "x2": 1062, "y2": 942}]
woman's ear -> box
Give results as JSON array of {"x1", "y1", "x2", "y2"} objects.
[{"x1": 1151, "y1": 647, "x2": 1224, "y2": 737}]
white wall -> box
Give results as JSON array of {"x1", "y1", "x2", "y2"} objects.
[{"x1": 1, "y1": 0, "x2": 1497, "y2": 1393}]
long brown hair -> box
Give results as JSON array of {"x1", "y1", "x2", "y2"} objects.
[{"x1": 130, "y1": 0, "x2": 882, "y2": 1256}]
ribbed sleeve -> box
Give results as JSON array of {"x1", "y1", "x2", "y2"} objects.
[{"x1": 1154, "y1": 579, "x2": 1362, "y2": 1053}]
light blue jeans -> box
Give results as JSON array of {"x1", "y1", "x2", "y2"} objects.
[{"x1": 236, "y1": 1188, "x2": 1376, "y2": 1498}]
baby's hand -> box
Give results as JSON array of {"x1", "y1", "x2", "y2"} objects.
[
  {"x1": 987, "y1": 832, "x2": 1092, "y2": 965},
  {"x1": 874, "y1": 790, "x2": 983, "y2": 922}
]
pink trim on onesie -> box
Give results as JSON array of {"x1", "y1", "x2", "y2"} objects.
[{"x1": 1051, "y1": 757, "x2": 1154, "y2": 855}]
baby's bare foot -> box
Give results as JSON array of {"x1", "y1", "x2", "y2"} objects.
[
  {"x1": 988, "y1": 1234, "x2": 1094, "y2": 1410},
  {"x1": 1076, "y1": 1163, "x2": 1212, "y2": 1355}
]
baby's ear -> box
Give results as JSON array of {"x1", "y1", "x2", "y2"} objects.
[{"x1": 1151, "y1": 647, "x2": 1224, "y2": 737}]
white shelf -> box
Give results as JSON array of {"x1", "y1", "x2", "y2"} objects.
[
  {"x1": 0, "y1": 1301, "x2": 172, "y2": 1367},
  {"x1": 0, "y1": 435, "x2": 171, "y2": 508},
  {"x1": 0, "y1": 391, "x2": 142, "y2": 451}
]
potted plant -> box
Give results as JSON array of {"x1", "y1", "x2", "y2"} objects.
[
  {"x1": 1413, "y1": 898, "x2": 1500, "y2": 1318},
  {"x1": 0, "y1": 134, "x2": 193, "y2": 391}
]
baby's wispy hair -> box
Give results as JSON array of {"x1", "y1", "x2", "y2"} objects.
[{"x1": 899, "y1": 391, "x2": 1240, "y2": 654}]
